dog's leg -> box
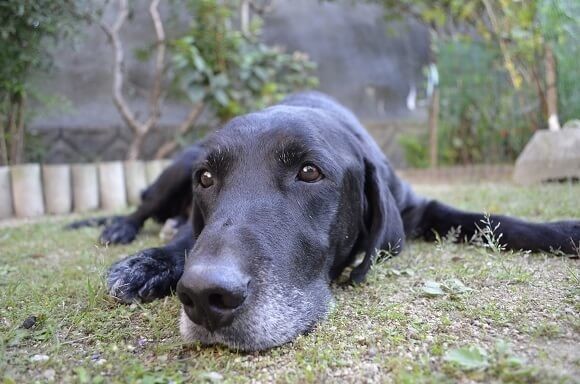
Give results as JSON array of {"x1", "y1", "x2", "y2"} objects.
[
  {"x1": 98, "y1": 148, "x2": 200, "y2": 245},
  {"x1": 107, "y1": 222, "x2": 195, "y2": 303},
  {"x1": 411, "y1": 200, "x2": 580, "y2": 255},
  {"x1": 65, "y1": 216, "x2": 122, "y2": 229}
]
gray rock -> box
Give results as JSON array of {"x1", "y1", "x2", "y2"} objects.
[{"x1": 513, "y1": 128, "x2": 580, "y2": 184}]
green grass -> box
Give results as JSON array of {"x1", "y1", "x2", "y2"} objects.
[{"x1": 1, "y1": 182, "x2": 579, "y2": 383}]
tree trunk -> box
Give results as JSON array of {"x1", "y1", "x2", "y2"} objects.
[
  {"x1": 428, "y1": 88, "x2": 440, "y2": 168},
  {"x1": 8, "y1": 93, "x2": 26, "y2": 165},
  {"x1": 240, "y1": 0, "x2": 251, "y2": 36},
  {"x1": 154, "y1": 103, "x2": 204, "y2": 159},
  {"x1": 545, "y1": 45, "x2": 560, "y2": 131},
  {"x1": 0, "y1": 98, "x2": 8, "y2": 166},
  {"x1": 127, "y1": 133, "x2": 146, "y2": 161}
]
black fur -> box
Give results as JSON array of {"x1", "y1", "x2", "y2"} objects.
[{"x1": 70, "y1": 91, "x2": 579, "y2": 350}]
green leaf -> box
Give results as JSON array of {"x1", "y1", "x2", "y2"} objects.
[
  {"x1": 214, "y1": 89, "x2": 229, "y2": 106},
  {"x1": 186, "y1": 87, "x2": 206, "y2": 103},
  {"x1": 442, "y1": 278, "x2": 472, "y2": 294},
  {"x1": 422, "y1": 280, "x2": 445, "y2": 296},
  {"x1": 444, "y1": 345, "x2": 489, "y2": 370}
]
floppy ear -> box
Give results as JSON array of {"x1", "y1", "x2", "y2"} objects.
[{"x1": 350, "y1": 159, "x2": 405, "y2": 283}]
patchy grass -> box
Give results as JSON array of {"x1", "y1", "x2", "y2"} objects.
[{"x1": 1, "y1": 182, "x2": 579, "y2": 383}]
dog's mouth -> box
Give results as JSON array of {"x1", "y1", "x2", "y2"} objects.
[{"x1": 179, "y1": 282, "x2": 333, "y2": 351}]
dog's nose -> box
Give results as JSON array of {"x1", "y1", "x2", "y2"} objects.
[{"x1": 176, "y1": 266, "x2": 250, "y2": 331}]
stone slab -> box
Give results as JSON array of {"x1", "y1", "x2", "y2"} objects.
[{"x1": 513, "y1": 127, "x2": 580, "y2": 185}]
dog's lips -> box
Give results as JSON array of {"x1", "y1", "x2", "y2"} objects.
[{"x1": 178, "y1": 282, "x2": 333, "y2": 351}]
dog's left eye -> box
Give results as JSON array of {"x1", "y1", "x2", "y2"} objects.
[
  {"x1": 297, "y1": 164, "x2": 323, "y2": 183},
  {"x1": 199, "y1": 169, "x2": 215, "y2": 188}
]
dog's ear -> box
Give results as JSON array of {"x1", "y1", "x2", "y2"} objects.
[{"x1": 350, "y1": 158, "x2": 405, "y2": 283}]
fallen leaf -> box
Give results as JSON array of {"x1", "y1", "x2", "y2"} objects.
[
  {"x1": 444, "y1": 345, "x2": 489, "y2": 370},
  {"x1": 422, "y1": 280, "x2": 445, "y2": 296}
]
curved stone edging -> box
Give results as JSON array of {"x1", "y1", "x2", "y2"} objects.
[{"x1": 0, "y1": 160, "x2": 171, "y2": 219}]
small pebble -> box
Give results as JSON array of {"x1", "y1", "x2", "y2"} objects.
[
  {"x1": 43, "y1": 369, "x2": 56, "y2": 381},
  {"x1": 21, "y1": 315, "x2": 37, "y2": 329},
  {"x1": 31, "y1": 354, "x2": 49, "y2": 362},
  {"x1": 200, "y1": 371, "x2": 223, "y2": 382}
]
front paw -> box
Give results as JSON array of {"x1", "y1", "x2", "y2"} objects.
[
  {"x1": 107, "y1": 248, "x2": 181, "y2": 303},
  {"x1": 100, "y1": 218, "x2": 139, "y2": 245}
]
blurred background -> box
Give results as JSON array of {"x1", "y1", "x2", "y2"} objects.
[{"x1": 1, "y1": 0, "x2": 579, "y2": 169}]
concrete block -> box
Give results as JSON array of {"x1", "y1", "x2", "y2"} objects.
[
  {"x1": 43, "y1": 164, "x2": 72, "y2": 214},
  {"x1": 145, "y1": 160, "x2": 165, "y2": 185},
  {"x1": 124, "y1": 161, "x2": 148, "y2": 206},
  {"x1": 98, "y1": 161, "x2": 127, "y2": 211},
  {"x1": 72, "y1": 164, "x2": 99, "y2": 212},
  {"x1": 514, "y1": 127, "x2": 580, "y2": 184},
  {"x1": 0, "y1": 166, "x2": 14, "y2": 219},
  {"x1": 11, "y1": 164, "x2": 45, "y2": 217}
]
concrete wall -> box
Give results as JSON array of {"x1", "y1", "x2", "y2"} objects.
[{"x1": 29, "y1": 0, "x2": 429, "y2": 166}]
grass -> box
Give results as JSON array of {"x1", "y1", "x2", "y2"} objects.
[{"x1": 1, "y1": 182, "x2": 579, "y2": 383}]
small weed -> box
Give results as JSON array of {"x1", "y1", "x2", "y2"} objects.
[
  {"x1": 532, "y1": 322, "x2": 562, "y2": 338},
  {"x1": 471, "y1": 212, "x2": 507, "y2": 254}
]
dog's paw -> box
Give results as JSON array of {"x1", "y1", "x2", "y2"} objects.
[
  {"x1": 107, "y1": 248, "x2": 180, "y2": 303},
  {"x1": 100, "y1": 218, "x2": 139, "y2": 245}
]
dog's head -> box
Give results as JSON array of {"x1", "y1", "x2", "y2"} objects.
[{"x1": 176, "y1": 102, "x2": 404, "y2": 350}]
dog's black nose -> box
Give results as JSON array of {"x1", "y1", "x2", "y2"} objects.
[{"x1": 176, "y1": 266, "x2": 250, "y2": 331}]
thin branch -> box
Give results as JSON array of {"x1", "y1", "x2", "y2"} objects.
[
  {"x1": 248, "y1": 0, "x2": 273, "y2": 15},
  {"x1": 154, "y1": 103, "x2": 204, "y2": 159},
  {"x1": 144, "y1": 0, "x2": 166, "y2": 131},
  {"x1": 482, "y1": 0, "x2": 520, "y2": 89},
  {"x1": 99, "y1": 0, "x2": 140, "y2": 134}
]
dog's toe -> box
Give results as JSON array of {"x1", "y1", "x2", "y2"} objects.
[
  {"x1": 100, "y1": 219, "x2": 139, "y2": 245},
  {"x1": 106, "y1": 248, "x2": 178, "y2": 303}
]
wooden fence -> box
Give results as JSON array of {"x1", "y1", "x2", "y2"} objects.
[{"x1": 0, "y1": 160, "x2": 171, "y2": 219}]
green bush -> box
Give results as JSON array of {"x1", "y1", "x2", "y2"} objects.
[
  {"x1": 400, "y1": 33, "x2": 580, "y2": 168},
  {"x1": 0, "y1": 0, "x2": 92, "y2": 165},
  {"x1": 171, "y1": 0, "x2": 318, "y2": 122}
]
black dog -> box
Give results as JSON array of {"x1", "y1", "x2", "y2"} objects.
[{"x1": 81, "y1": 92, "x2": 579, "y2": 351}]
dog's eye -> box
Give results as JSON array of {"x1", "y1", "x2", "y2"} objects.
[
  {"x1": 297, "y1": 164, "x2": 323, "y2": 183},
  {"x1": 199, "y1": 170, "x2": 215, "y2": 188}
]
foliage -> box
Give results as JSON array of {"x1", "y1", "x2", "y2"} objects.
[
  {"x1": 400, "y1": 41, "x2": 537, "y2": 166},
  {"x1": 0, "y1": 0, "x2": 92, "y2": 165},
  {"x1": 377, "y1": 0, "x2": 580, "y2": 166},
  {"x1": 171, "y1": 0, "x2": 318, "y2": 122}
]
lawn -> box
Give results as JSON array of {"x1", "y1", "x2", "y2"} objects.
[{"x1": 1, "y1": 183, "x2": 579, "y2": 383}]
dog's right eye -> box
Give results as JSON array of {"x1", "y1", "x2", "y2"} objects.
[
  {"x1": 199, "y1": 170, "x2": 215, "y2": 188},
  {"x1": 297, "y1": 164, "x2": 323, "y2": 183}
]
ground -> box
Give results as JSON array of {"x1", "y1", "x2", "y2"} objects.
[{"x1": 1, "y1": 182, "x2": 579, "y2": 383}]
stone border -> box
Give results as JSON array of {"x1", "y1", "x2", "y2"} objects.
[{"x1": 0, "y1": 160, "x2": 171, "y2": 219}]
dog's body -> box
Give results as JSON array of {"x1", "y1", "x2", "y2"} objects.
[{"x1": 84, "y1": 92, "x2": 579, "y2": 351}]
